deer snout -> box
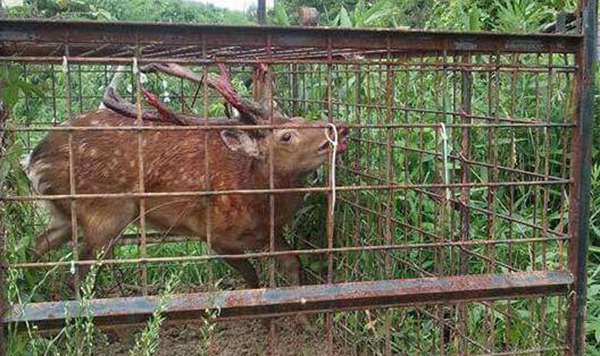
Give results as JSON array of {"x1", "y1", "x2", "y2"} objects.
[
  {"x1": 318, "y1": 124, "x2": 349, "y2": 155},
  {"x1": 337, "y1": 126, "x2": 349, "y2": 152}
]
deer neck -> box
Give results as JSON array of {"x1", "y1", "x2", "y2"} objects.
[{"x1": 251, "y1": 156, "x2": 301, "y2": 189}]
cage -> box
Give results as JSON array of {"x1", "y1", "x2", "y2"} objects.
[{"x1": 0, "y1": 5, "x2": 596, "y2": 356}]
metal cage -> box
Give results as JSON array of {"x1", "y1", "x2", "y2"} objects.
[{"x1": 0, "y1": 3, "x2": 596, "y2": 355}]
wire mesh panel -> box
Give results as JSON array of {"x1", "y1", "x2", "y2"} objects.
[{"x1": 0, "y1": 18, "x2": 595, "y2": 356}]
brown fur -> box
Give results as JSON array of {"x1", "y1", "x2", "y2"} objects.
[{"x1": 28, "y1": 109, "x2": 347, "y2": 288}]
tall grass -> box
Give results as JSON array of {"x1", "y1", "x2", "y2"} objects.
[{"x1": 1, "y1": 0, "x2": 598, "y2": 354}]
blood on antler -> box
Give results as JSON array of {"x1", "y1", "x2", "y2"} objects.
[
  {"x1": 139, "y1": 62, "x2": 284, "y2": 124},
  {"x1": 102, "y1": 62, "x2": 282, "y2": 127}
]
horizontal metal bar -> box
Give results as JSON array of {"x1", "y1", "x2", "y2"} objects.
[
  {"x1": 276, "y1": 97, "x2": 572, "y2": 125},
  {"x1": 11, "y1": 61, "x2": 580, "y2": 72},
  {"x1": 0, "y1": 179, "x2": 570, "y2": 201},
  {"x1": 0, "y1": 20, "x2": 581, "y2": 58},
  {"x1": 344, "y1": 138, "x2": 566, "y2": 181},
  {"x1": 11, "y1": 234, "x2": 570, "y2": 268},
  {"x1": 3, "y1": 271, "x2": 572, "y2": 329},
  {"x1": 3, "y1": 122, "x2": 575, "y2": 133},
  {"x1": 0, "y1": 55, "x2": 580, "y2": 68}
]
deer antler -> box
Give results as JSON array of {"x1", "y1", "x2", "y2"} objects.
[
  {"x1": 102, "y1": 62, "x2": 282, "y2": 128},
  {"x1": 102, "y1": 85, "x2": 161, "y2": 122},
  {"x1": 102, "y1": 85, "x2": 207, "y2": 126},
  {"x1": 141, "y1": 89, "x2": 187, "y2": 125},
  {"x1": 140, "y1": 62, "x2": 284, "y2": 124}
]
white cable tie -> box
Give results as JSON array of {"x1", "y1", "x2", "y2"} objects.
[
  {"x1": 440, "y1": 123, "x2": 451, "y2": 201},
  {"x1": 62, "y1": 56, "x2": 68, "y2": 75},
  {"x1": 70, "y1": 260, "x2": 76, "y2": 275},
  {"x1": 325, "y1": 123, "x2": 338, "y2": 217},
  {"x1": 132, "y1": 57, "x2": 139, "y2": 76}
]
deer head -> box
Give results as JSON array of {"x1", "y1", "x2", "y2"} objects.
[{"x1": 102, "y1": 62, "x2": 349, "y2": 179}]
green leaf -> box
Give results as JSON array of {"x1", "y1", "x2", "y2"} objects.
[
  {"x1": 338, "y1": 6, "x2": 353, "y2": 28},
  {"x1": 272, "y1": 1, "x2": 289, "y2": 26}
]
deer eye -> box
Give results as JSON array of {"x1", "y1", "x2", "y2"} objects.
[{"x1": 281, "y1": 132, "x2": 292, "y2": 142}]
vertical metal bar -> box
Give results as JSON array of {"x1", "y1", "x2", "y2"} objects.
[
  {"x1": 257, "y1": 0, "x2": 266, "y2": 24},
  {"x1": 77, "y1": 64, "x2": 83, "y2": 113},
  {"x1": 559, "y1": 52, "x2": 573, "y2": 271},
  {"x1": 133, "y1": 46, "x2": 148, "y2": 296},
  {"x1": 265, "y1": 34, "x2": 278, "y2": 356},
  {"x1": 326, "y1": 35, "x2": 334, "y2": 356},
  {"x1": 459, "y1": 53, "x2": 472, "y2": 275},
  {"x1": 0, "y1": 103, "x2": 7, "y2": 356},
  {"x1": 64, "y1": 46, "x2": 81, "y2": 299},
  {"x1": 201, "y1": 35, "x2": 213, "y2": 270},
  {"x1": 352, "y1": 62, "x2": 362, "y2": 284},
  {"x1": 532, "y1": 53, "x2": 541, "y2": 273},
  {"x1": 567, "y1": 0, "x2": 597, "y2": 354},
  {"x1": 542, "y1": 53, "x2": 555, "y2": 271},
  {"x1": 439, "y1": 49, "x2": 450, "y2": 356},
  {"x1": 50, "y1": 64, "x2": 58, "y2": 125},
  {"x1": 383, "y1": 38, "x2": 394, "y2": 356},
  {"x1": 0, "y1": 229, "x2": 4, "y2": 356},
  {"x1": 486, "y1": 52, "x2": 500, "y2": 353},
  {"x1": 201, "y1": 34, "x2": 215, "y2": 354},
  {"x1": 289, "y1": 63, "x2": 296, "y2": 115},
  {"x1": 458, "y1": 52, "x2": 472, "y2": 354}
]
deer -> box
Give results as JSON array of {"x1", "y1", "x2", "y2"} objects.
[{"x1": 25, "y1": 62, "x2": 349, "y2": 295}]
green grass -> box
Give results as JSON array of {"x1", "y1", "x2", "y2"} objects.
[
  {"x1": 0, "y1": 50, "x2": 583, "y2": 354},
  {"x1": 1, "y1": 0, "x2": 598, "y2": 351}
]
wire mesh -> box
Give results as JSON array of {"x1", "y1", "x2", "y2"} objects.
[{"x1": 0, "y1": 20, "x2": 593, "y2": 355}]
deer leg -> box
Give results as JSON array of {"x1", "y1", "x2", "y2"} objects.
[
  {"x1": 274, "y1": 235, "x2": 302, "y2": 286},
  {"x1": 274, "y1": 234, "x2": 316, "y2": 335},
  {"x1": 212, "y1": 245, "x2": 260, "y2": 289},
  {"x1": 33, "y1": 203, "x2": 72, "y2": 260},
  {"x1": 76, "y1": 201, "x2": 137, "y2": 285}
]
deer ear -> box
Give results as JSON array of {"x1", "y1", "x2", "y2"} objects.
[{"x1": 220, "y1": 129, "x2": 261, "y2": 158}]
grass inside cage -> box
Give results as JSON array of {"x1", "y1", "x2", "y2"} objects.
[{"x1": 0, "y1": 38, "x2": 582, "y2": 355}]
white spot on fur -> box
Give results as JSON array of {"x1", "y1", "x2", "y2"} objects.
[
  {"x1": 90, "y1": 119, "x2": 99, "y2": 125},
  {"x1": 90, "y1": 149, "x2": 98, "y2": 157},
  {"x1": 78, "y1": 142, "x2": 89, "y2": 154},
  {"x1": 27, "y1": 159, "x2": 52, "y2": 194}
]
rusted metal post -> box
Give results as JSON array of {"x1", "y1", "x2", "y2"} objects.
[
  {"x1": 0, "y1": 103, "x2": 7, "y2": 356},
  {"x1": 257, "y1": 0, "x2": 266, "y2": 25},
  {"x1": 299, "y1": 7, "x2": 319, "y2": 26},
  {"x1": 567, "y1": 0, "x2": 597, "y2": 354},
  {"x1": 458, "y1": 52, "x2": 472, "y2": 353}
]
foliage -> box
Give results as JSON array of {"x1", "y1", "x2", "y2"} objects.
[
  {"x1": 2, "y1": 0, "x2": 599, "y2": 354},
  {"x1": 7, "y1": 0, "x2": 251, "y2": 23}
]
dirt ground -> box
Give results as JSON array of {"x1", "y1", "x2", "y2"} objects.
[{"x1": 94, "y1": 316, "x2": 350, "y2": 356}]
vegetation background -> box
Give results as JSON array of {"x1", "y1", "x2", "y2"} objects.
[{"x1": 0, "y1": 0, "x2": 598, "y2": 355}]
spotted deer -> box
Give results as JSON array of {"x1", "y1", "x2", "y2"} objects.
[{"x1": 26, "y1": 62, "x2": 349, "y2": 291}]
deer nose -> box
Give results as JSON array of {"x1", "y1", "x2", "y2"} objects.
[
  {"x1": 338, "y1": 126, "x2": 349, "y2": 139},
  {"x1": 327, "y1": 124, "x2": 349, "y2": 139}
]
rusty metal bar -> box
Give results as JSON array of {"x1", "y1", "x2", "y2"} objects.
[
  {"x1": 133, "y1": 48, "x2": 148, "y2": 296},
  {"x1": 0, "y1": 19, "x2": 582, "y2": 56},
  {"x1": 0, "y1": 104, "x2": 8, "y2": 356},
  {"x1": 0, "y1": 179, "x2": 571, "y2": 202},
  {"x1": 4, "y1": 58, "x2": 579, "y2": 71},
  {"x1": 3, "y1": 122, "x2": 575, "y2": 132},
  {"x1": 3, "y1": 271, "x2": 573, "y2": 330},
  {"x1": 566, "y1": 0, "x2": 597, "y2": 354}
]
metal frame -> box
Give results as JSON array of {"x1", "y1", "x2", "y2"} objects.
[{"x1": 0, "y1": 6, "x2": 596, "y2": 355}]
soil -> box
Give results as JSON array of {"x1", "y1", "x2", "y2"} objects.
[{"x1": 94, "y1": 317, "x2": 349, "y2": 356}]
